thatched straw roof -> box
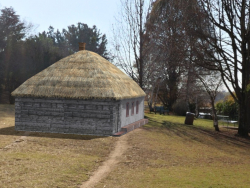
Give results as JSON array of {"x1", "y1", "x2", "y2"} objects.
[{"x1": 11, "y1": 50, "x2": 145, "y2": 100}]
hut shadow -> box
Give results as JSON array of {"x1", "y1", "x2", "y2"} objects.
[
  {"x1": 161, "y1": 120, "x2": 250, "y2": 149},
  {"x1": 144, "y1": 118, "x2": 250, "y2": 152},
  {"x1": 0, "y1": 126, "x2": 106, "y2": 140}
]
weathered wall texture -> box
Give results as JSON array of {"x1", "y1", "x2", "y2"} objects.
[
  {"x1": 15, "y1": 97, "x2": 120, "y2": 136},
  {"x1": 120, "y1": 97, "x2": 144, "y2": 127}
]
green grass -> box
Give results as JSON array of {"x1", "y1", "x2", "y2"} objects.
[{"x1": 96, "y1": 113, "x2": 250, "y2": 188}]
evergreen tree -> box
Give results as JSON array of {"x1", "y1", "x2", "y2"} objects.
[
  {"x1": 62, "y1": 23, "x2": 110, "y2": 59},
  {"x1": 0, "y1": 7, "x2": 27, "y2": 103}
]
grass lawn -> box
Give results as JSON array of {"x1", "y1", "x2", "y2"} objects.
[
  {"x1": 0, "y1": 104, "x2": 117, "y2": 188},
  {"x1": 1, "y1": 104, "x2": 250, "y2": 188},
  {"x1": 95, "y1": 112, "x2": 250, "y2": 188}
]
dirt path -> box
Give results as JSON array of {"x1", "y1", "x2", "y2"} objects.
[
  {"x1": 80, "y1": 133, "x2": 129, "y2": 188},
  {"x1": 2, "y1": 131, "x2": 30, "y2": 150}
]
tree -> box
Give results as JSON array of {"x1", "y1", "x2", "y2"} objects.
[
  {"x1": 46, "y1": 23, "x2": 110, "y2": 60},
  {"x1": 0, "y1": 7, "x2": 111, "y2": 104},
  {"x1": 0, "y1": 7, "x2": 26, "y2": 51},
  {"x1": 0, "y1": 7, "x2": 31, "y2": 103},
  {"x1": 145, "y1": 0, "x2": 187, "y2": 109},
  {"x1": 47, "y1": 26, "x2": 72, "y2": 57},
  {"x1": 112, "y1": 0, "x2": 152, "y2": 88},
  {"x1": 196, "y1": 71, "x2": 222, "y2": 131},
  {"x1": 216, "y1": 94, "x2": 238, "y2": 120},
  {"x1": 24, "y1": 32, "x2": 63, "y2": 76},
  {"x1": 62, "y1": 23, "x2": 110, "y2": 60},
  {"x1": 145, "y1": 0, "x2": 207, "y2": 110},
  {"x1": 194, "y1": 0, "x2": 250, "y2": 136}
]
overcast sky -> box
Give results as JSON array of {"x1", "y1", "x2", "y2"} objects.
[{"x1": 0, "y1": 0, "x2": 120, "y2": 43}]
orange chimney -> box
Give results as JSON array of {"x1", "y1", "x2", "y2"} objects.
[{"x1": 79, "y1": 42, "x2": 86, "y2": 51}]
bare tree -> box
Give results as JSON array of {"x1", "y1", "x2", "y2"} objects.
[
  {"x1": 145, "y1": 0, "x2": 206, "y2": 110},
  {"x1": 196, "y1": 71, "x2": 222, "y2": 131},
  {"x1": 111, "y1": 0, "x2": 152, "y2": 88},
  {"x1": 195, "y1": 0, "x2": 250, "y2": 136}
]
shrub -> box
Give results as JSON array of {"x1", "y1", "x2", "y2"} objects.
[{"x1": 215, "y1": 95, "x2": 238, "y2": 120}]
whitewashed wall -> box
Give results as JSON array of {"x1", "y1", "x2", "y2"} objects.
[{"x1": 120, "y1": 97, "x2": 144, "y2": 127}]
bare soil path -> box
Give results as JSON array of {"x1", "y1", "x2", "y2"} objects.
[
  {"x1": 2, "y1": 131, "x2": 30, "y2": 150},
  {"x1": 80, "y1": 133, "x2": 129, "y2": 188}
]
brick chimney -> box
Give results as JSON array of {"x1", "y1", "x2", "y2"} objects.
[{"x1": 79, "y1": 42, "x2": 86, "y2": 51}]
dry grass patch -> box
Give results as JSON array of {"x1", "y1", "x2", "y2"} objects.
[
  {"x1": 0, "y1": 104, "x2": 23, "y2": 148},
  {"x1": 2, "y1": 104, "x2": 250, "y2": 188},
  {"x1": 96, "y1": 113, "x2": 250, "y2": 188},
  {"x1": 0, "y1": 104, "x2": 117, "y2": 188}
]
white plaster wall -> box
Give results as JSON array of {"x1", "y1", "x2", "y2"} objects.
[{"x1": 120, "y1": 97, "x2": 144, "y2": 127}]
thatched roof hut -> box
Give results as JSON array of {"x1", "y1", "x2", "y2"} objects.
[
  {"x1": 11, "y1": 45, "x2": 147, "y2": 136},
  {"x1": 12, "y1": 50, "x2": 145, "y2": 100}
]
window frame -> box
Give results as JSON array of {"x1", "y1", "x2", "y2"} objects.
[
  {"x1": 136, "y1": 101, "x2": 139, "y2": 114},
  {"x1": 126, "y1": 102, "x2": 129, "y2": 117}
]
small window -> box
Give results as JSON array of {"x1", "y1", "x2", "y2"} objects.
[
  {"x1": 136, "y1": 101, "x2": 139, "y2": 114},
  {"x1": 126, "y1": 102, "x2": 129, "y2": 117},
  {"x1": 131, "y1": 102, "x2": 134, "y2": 116}
]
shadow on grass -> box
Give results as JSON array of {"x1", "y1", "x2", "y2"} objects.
[
  {"x1": 144, "y1": 116, "x2": 250, "y2": 152},
  {"x1": 0, "y1": 126, "x2": 106, "y2": 140}
]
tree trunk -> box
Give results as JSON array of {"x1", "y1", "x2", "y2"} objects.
[
  {"x1": 247, "y1": 94, "x2": 250, "y2": 134},
  {"x1": 211, "y1": 100, "x2": 219, "y2": 131},
  {"x1": 148, "y1": 89, "x2": 154, "y2": 109},
  {"x1": 139, "y1": 0, "x2": 143, "y2": 89},
  {"x1": 154, "y1": 83, "x2": 160, "y2": 107},
  {"x1": 148, "y1": 101, "x2": 153, "y2": 109},
  {"x1": 185, "y1": 70, "x2": 190, "y2": 112},
  {"x1": 238, "y1": 97, "x2": 249, "y2": 136},
  {"x1": 195, "y1": 96, "x2": 198, "y2": 117},
  {"x1": 214, "y1": 121, "x2": 219, "y2": 131}
]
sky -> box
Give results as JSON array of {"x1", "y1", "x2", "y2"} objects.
[{"x1": 0, "y1": 0, "x2": 120, "y2": 44}]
